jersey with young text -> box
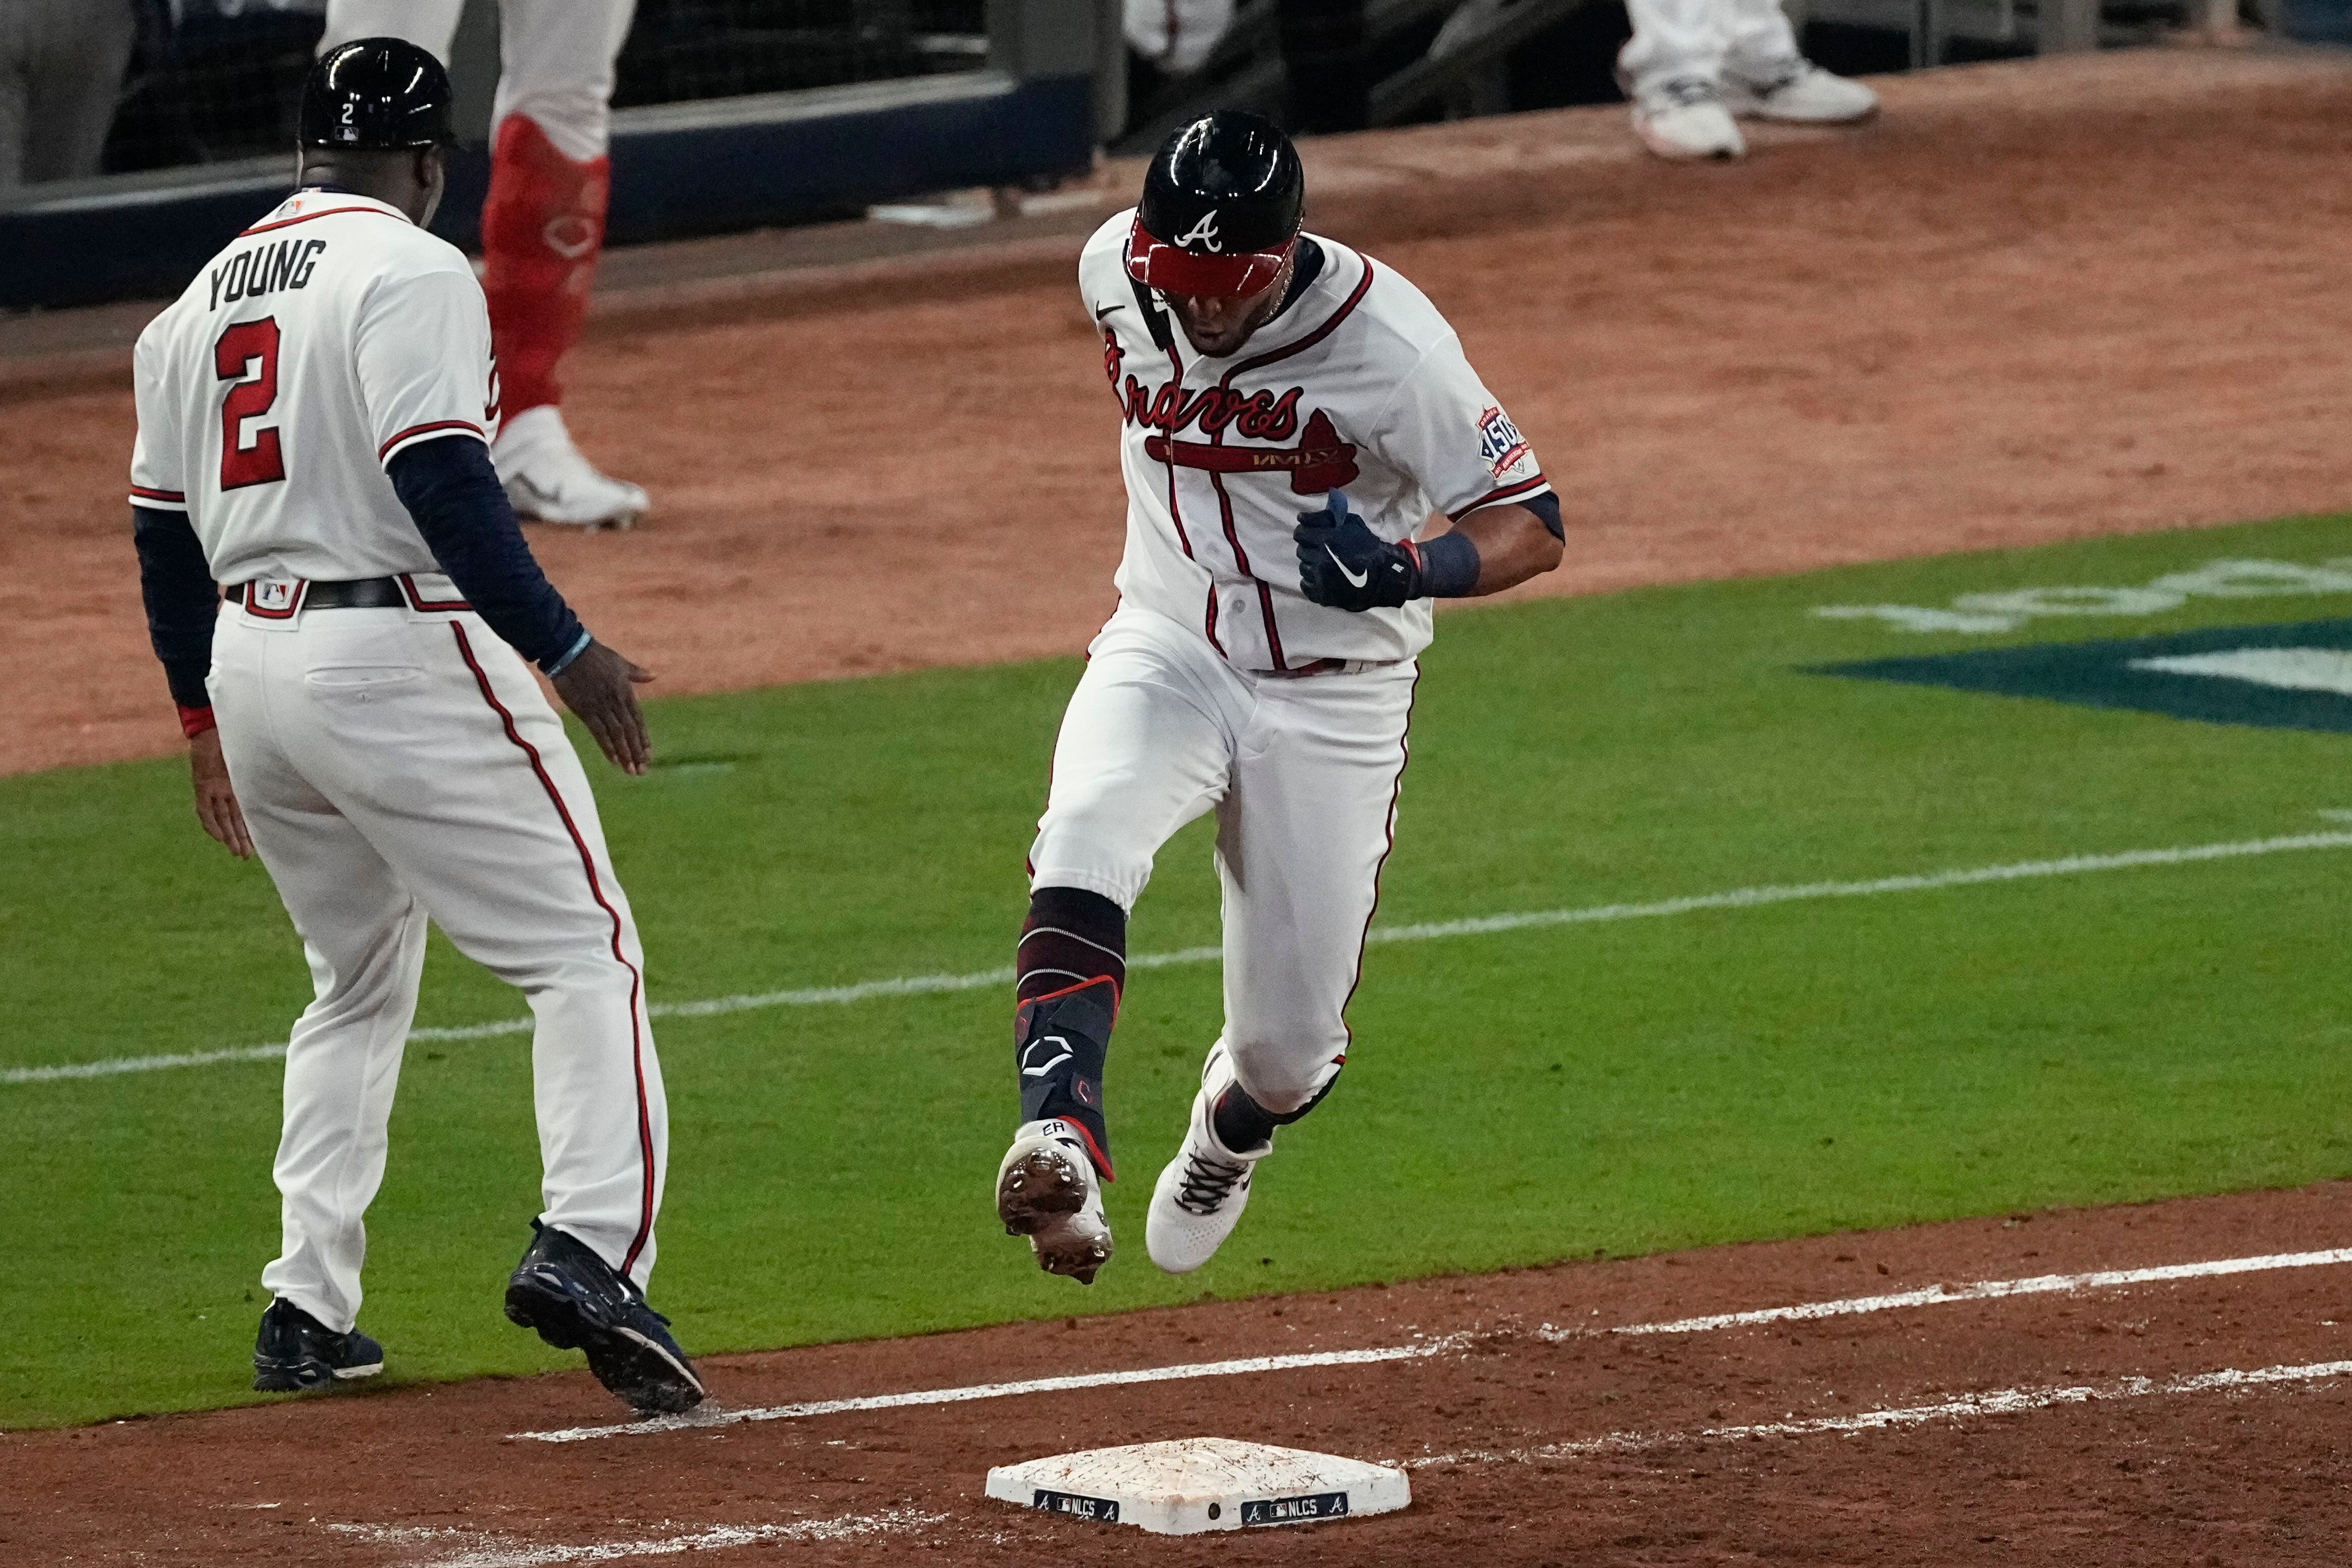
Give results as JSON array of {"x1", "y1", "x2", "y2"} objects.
[
  {"x1": 1081, "y1": 210, "x2": 1550, "y2": 670},
  {"x1": 130, "y1": 189, "x2": 501, "y2": 586}
]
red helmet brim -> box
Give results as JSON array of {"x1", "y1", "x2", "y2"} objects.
[{"x1": 1124, "y1": 217, "x2": 1293, "y2": 298}]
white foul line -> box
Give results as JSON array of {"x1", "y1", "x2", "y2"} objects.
[
  {"x1": 1408, "y1": 1358, "x2": 2352, "y2": 1469},
  {"x1": 325, "y1": 1506, "x2": 947, "y2": 1566},
  {"x1": 15, "y1": 827, "x2": 2351, "y2": 1087},
  {"x1": 517, "y1": 1338, "x2": 1470, "y2": 1444},
  {"x1": 511, "y1": 1245, "x2": 2352, "y2": 1445},
  {"x1": 1580, "y1": 1247, "x2": 2352, "y2": 1337}
]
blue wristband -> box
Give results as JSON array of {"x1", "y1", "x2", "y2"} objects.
[
  {"x1": 1414, "y1": 531, "x2": 1482, "y2": 598},
  {"x1": 540, "y1": 630, "x2": 593, "y2": 677}
]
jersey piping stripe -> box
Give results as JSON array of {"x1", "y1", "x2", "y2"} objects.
[
  {"x1": 1208, "y1": 467, "x2": 1289, "y2": 671},
  {"x1": 1448, "y1": 473, "x2": 1552, "y2": 522},
  {"x1": 1156, "y1": 337, "x2": 1227, "y2": 654},
  {"x1": 238, "y1": 205, "x2": 410, "y2": 237},
  {"x1": 1211, "y1": 257, "x2": 1377, "y2": 668},
  {"x1": 378, "y1": 419, "x2": 486, "y2": 463},
  {"x1": 448, "y1": 622, "x2": 659, "y2": 1278},
  {"x1": 1224, "y1": 258, "x2": 1377, "y2": 382},
  {"x1": 129, "y1": 486, "x2": 188, "y2": 508}
]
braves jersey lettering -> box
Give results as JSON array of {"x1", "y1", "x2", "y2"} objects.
[
  {"x1": 131, "y1": 190, "x2": 501, "y2": 585},
  {"x1": 208, "y1": 238, "x2": 330, "y2": 311},
  {"x1": 1081, "y1": 210, "x2": 1551, "y2": 670}
]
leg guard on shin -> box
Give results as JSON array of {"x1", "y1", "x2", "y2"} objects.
[
  {"x1": 479, "y1": 114, "x2": 609, "y2": 417},
  {"x1": 1015, "y1": 981, "x2": 1117, "y2": 1179},
  {"x1": 1014, "y1": 887, "x2": 1126, "y2": 1177}
]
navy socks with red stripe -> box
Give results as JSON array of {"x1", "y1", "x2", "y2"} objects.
[
  {"x1": 1211, "y1": 1068, "x2": 1341, "y2": 1155},
  {"x1": 1014, "y1": 887, "x2": 1126, "y2": 1178}
]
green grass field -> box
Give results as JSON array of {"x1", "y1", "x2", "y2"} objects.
[{"x1": 8, "y1": 514, "x2": 2352, "y2": 1430}]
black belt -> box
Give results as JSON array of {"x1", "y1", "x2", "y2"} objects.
[{"x1": 233, "y1": 577, "x2": 407, "y2": 611}]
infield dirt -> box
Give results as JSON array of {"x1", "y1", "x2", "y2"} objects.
[
  {"x1": 6, "y1": 1183, "x2": 2350, "y2": 1564},
  {"x1": 9, "y1": 46, "x2": 2352, "y2": 775}
]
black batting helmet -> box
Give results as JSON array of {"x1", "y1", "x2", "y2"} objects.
[
  {"x1": 1127, "y1": 111, "x2": 1304, "y2": 298},
  {"x1": 299, "y1": 38, "x2": 456, "y2": 151}
]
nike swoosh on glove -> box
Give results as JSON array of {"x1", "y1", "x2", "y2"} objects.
[{"x1": 1294, "y1": 489, "x2": 1421, "y2": 612}]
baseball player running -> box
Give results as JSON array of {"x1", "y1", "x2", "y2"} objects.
[
  {"x1": 130, "y1": 40, "x2": 700, "y2": 1414},
  {"x1": 321, "y1": 0, "x2": 648, "y2": 529},
  {"x1": 995, "y1": 112, "x2": 1563, "y2": 1282}
]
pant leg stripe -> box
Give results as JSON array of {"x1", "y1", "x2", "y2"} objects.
[
  {"x1": 1337, "y1": 669, "x2": 1421, "y2": 1044},
  {"x1": 448, "y1": 623, "x2": 657, "y2": 1276}
]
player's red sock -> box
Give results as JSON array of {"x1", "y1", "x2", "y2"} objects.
[
  {"x1": 478, "y1": 114, "x2": 609, "y2": 419},
  {"x1": 1015, "y1": 887, "x2": 1126, "y2": 1178}
]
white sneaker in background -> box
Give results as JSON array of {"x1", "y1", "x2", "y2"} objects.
[
  {"x1": 1630, "y1": 77, "x2": 1746, "y2": 161},
  {"x1": 494, "y1": 404, "x2": 650, "y2": 530},
  {"x1": 996, "y1": 1118, "x2": 1115, "y2": 1284},
  {"x1": 1145, "y1": 1045, "x2": 1274, "y2": 1275},
  {"x1": 1722, "y1": 57, "x2": 1880, "y2": 123}
]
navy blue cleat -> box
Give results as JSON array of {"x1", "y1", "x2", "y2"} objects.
[
  {"x1": 503, "y1": 1220, "x2": 705, "y2": 1416},
  {"x1": 252, "y1": 1297, "x2": 384, "y2": 1392}
]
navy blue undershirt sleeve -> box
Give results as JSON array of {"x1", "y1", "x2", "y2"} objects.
[
  {"x1": 1524, "y1": 490, "x2": 1563, "y2": 542},
  {"x1": 387, "y1": 435, "x2": 586, "y2": 671},
  {"x1": 133, "y1": 505, "x2": 219, "y2": 711}
]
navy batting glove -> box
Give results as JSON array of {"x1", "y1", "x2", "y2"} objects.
[{"x1": 1295, "y1": 490, "x2": 1420, "y2": 612}]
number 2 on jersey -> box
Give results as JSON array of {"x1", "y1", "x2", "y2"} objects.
[{"x1": 215, "y1": 318, "x2": 285, "y2": 489}]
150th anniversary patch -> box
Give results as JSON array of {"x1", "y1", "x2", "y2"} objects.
[
  {"x1": 1815, "y1": 617, "x2": 2352, "y2": 735},
  {"x1": 1477, "y1": 404, "x2": 1529, "y2": 479}
]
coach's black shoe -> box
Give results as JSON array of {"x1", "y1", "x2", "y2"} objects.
[
  {"x1": 503, "y1": 1220, "x2": 706, "y2": 1417},
  {"x1": 252, "y1": 1297, "x2": 384, "y2": 1392}
]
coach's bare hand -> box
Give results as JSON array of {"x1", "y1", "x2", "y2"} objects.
[
  {"x1": 189, "y1": 728, "x2": 254, "y2": 858},
  {"x1": 553, "y1": 641, "x2": 655, "y2": 775}
]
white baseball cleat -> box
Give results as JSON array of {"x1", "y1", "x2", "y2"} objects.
[
  {"x1": 494, "y1": 404, "x2": 649, "y2": 530},
  {"x1": 996, "y1": 1118, "x2": 1114, "y2": 1284},
  {"x1": 1721, "y1": 57, "x2": 1879, "y2": 123},
  {"x1": 1629, "y1": 77, "x2": 1745, "y2": 161},
  {"x1": 1145, "y1": 1045, "x2": 1274, "y2": 1275}
]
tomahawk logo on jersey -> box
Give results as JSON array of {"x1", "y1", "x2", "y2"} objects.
[
  {"x1": 1082, "y1": 208, "x2": 1551, "y2": 672},
  {"x1": 130, "y1": 188, "x2": 502, "y2": 586}
]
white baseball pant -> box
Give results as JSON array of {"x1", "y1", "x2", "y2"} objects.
[
  {"x1": 1028, "y1": 605, "x2": 1416, "y2": 1115},
  {"x1": 211, "y1": 584, "x2": 666, "y2": 1333},
  {"x1": 0, "y1": 0, "x2": 135, "y2": 190},
  {"x1": 1619, "y1": 0, "x2": 1801, "y2": 95},
  {"x1": 322, "y1": 0, "x2": 636, "y2": 161}
]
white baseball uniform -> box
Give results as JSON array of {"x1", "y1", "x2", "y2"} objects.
[
  {"x1": 1028, "y1": 213, "x2": 1549, "y2": 1113},
  {"x1": 321, "y1": 0, "x2": 635, "y2": 163},
  {"x1": 129, "y1": 189, "x2": 667, "y2": 1332},
  {"x1": 1619, "y1": 0, "x2": 1802, "y2": 96}
]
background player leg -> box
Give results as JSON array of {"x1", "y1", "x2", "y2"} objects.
[
  {"x1": 1617, "y1": 0, "x2": 1744, "y2": 160},
  {"x1": 1004, "y1": 609, "x2": 1243, "y2": 1282},
  {"x1": 7, "y1": 0, "x2": 138, "y2": 189},
  {"x1": 319, "y1": 0, "x2": 645, "y2": 527},
  {"x1": 319, "y1": 0, "x2": 463, "y2": 57},
  {"x1": 1146, "y1": 664, "x2": 1417, "y2": 1273},
  {"x1": 481, "y1": 0, "x2": 647, "y2": 529},
  {"x1": 1717, "y1": 0, "x2": 1879, "y2": 124}
]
